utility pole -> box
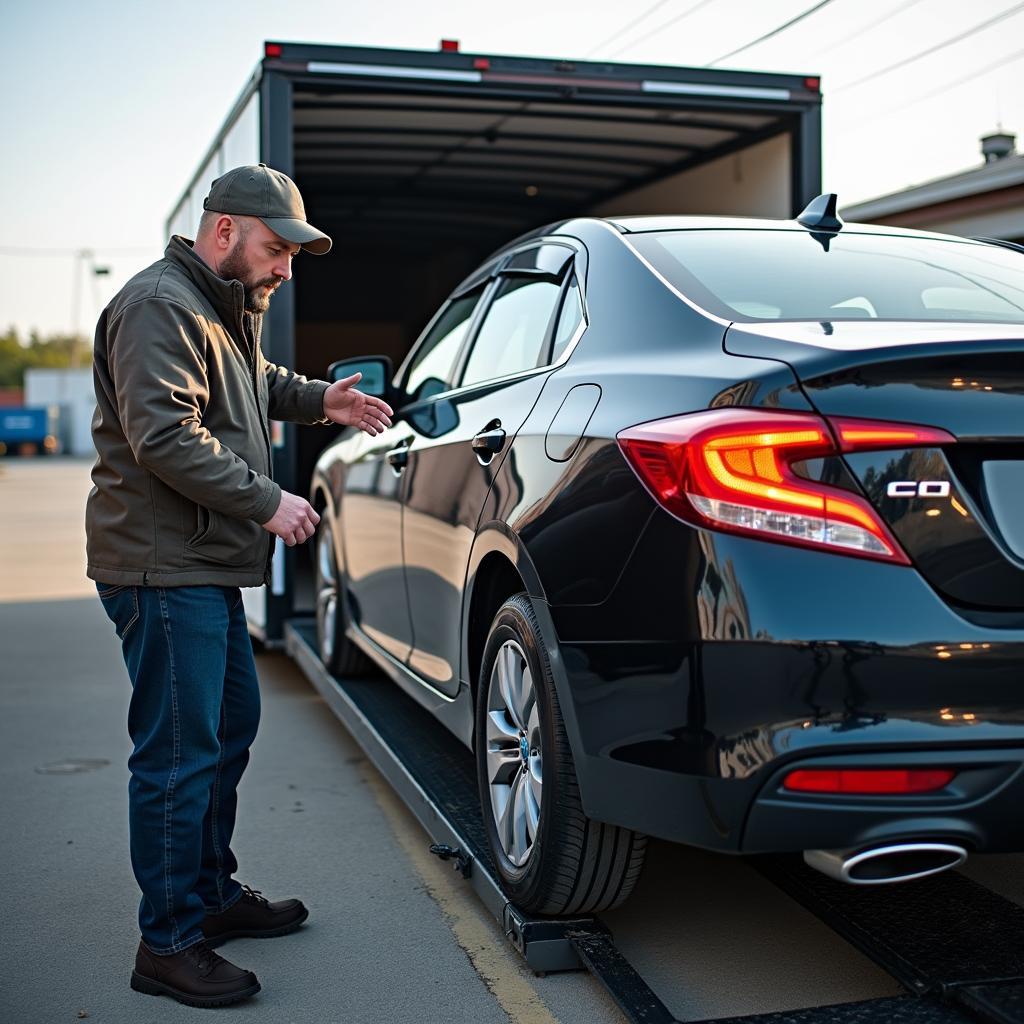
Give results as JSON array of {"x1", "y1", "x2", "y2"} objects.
[{"x1": 70, "y1": 249, "x2": 110, "y2": 368}]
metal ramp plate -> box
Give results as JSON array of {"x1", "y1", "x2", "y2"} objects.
[
  {"x1": 700, "y1": 996, "x2": 974, "y2": 1024},
  {"x1": 958, "y1": 983, "x2": 1024, "y2": 1024},
  {"x1": 757, "y1": 856, "x2": 1024, "y2": 994}
]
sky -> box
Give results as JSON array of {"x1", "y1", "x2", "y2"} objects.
[{"x1": 2, "y1": 0, "x2": 1022, "y2": 338}]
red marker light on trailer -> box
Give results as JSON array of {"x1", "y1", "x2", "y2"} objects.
[
  {"x1": 783, "y1": 768, "x2": 956, "y2": 795},
  {"x1": 265, "y1": 42, "x2": 283, "y2": 58},
  {"x1": 440, "y1": 39, "x2": 460, "y2": 52},
  {"x1": 804, "y1": 77, "x2": 820, "y2": 92},
  {"x1": 473, "y1": 57, "x2": 491, "y2": 70}
]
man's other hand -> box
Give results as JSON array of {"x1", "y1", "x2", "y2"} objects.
[
  {"x1": 323, "y1": 372, "x2": 394, "y2": 436},
  {"x1": 262, "y1": 490, "x2": 320, "y2": 546}
]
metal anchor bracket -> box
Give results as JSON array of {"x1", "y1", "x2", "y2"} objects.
[{"x1": 429, "y1": 843, "x2": 472, "y2": 878}]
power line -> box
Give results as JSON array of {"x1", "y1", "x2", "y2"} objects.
[
  {"x1": 0, "y1": 244, "x2": 155, "y2": 258},
  {"x1": 708, "y1": 0, "x2": 839, "y2": 66},
  {"x1": 814, "y1": 0, "x2": 928, "y2": 58},
  {"x1": 836, "y1": 1, "x2": 1024, "y2": 91},
  {"x1": 845, "y1": 44, "x2": 1024, "y2": 128},
  {"x1": 604, "y1": 0, "x2": 720, "y2": 60},
  {"x1": 584, "y1": 0, "x2": 676, "y2": 58}
]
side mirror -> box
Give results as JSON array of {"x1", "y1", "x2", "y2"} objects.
[{"x1": 327, "y1": 356, "x2": 393, "y2": 398}]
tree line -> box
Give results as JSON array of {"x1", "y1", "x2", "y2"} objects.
[{"x1": 0, "y1": 328, "x2": 89, "y2": 388}]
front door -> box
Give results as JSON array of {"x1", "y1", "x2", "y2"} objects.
[
  {"x1": 401, "y1": 246, "x2": 573, "y2": 696},
  {"x1": 338, "y1": 424, "x2": 414, "y2": 663},
  {"x1": 344, "y1": 286, "x2": 488, "y2": 664}
]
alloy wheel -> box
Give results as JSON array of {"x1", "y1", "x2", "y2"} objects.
[
  {"x1": 485, "y1": 639, "x2": 543, "y2": 867},
  {"x1": 316, "y1": 529, "x2": 338, "y2": 665}
]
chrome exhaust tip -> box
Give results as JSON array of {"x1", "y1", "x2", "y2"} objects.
[{"x1": 804, "y1": 842, "x2": 967, "y2": 885}]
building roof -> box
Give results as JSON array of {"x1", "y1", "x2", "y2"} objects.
[{"x1": 841, "y1": 150, "x2": 1024, "y2": 222}]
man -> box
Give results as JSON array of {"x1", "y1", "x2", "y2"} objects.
[{"x1": 86, "y1": 164, "x2": 393, "y2": 1008}]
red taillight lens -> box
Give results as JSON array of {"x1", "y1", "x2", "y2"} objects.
[
  {"x1": 783, "y1": 768, "x2": 956, "y2": 794},
  {"x1": 831, "y1": 417, "x2": 957, "y2": 453},
  {"x1": 264, "y1": 42, "x2": 283, "y2": 58},
  {"x1": 617, "y1": 408, "x2": 921, "y2": 562}
]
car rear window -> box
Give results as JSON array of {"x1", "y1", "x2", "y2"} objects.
[{"x1": 628, "y1": 229, "x2": 1024, "y2": 324}]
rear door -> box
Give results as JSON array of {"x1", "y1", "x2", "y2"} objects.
[{"x1": 400, "y1": 243, "x2": 575, "y2": 695}]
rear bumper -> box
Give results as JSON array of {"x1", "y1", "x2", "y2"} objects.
[
  {"x1": 559, "y1": 735, "x2": 1024, "y2": 855},
  {"x1": 743, "y1": 748, "x2": 1024, "y2": 854},
  {"x1": 555, "y1": 633, "x2": 1024, "y2": 853},
  {"x1": 542, "y1": 517, "x2": 1024, "y2": 854}
]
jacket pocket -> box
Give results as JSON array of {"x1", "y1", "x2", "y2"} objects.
[
  {"x1": 188, "y1": 505, "x2": 217, "y2": 547},
  {"x1": 185, "y1": 507, "x2": 265, "y2": 567}
]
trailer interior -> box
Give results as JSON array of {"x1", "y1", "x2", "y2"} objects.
[{"x1": 167, "y1": 44, "x2": 822, "y2": 629}]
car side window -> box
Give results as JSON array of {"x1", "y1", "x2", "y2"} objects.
[
  {"x1": 404, "y1": 290, "x2": 482, "y2": 401},
  {"x1": 460, "y1": 275, "x2": 563, "y2": 388},
  {"x1": 550, "y1": 275, "x2": 584, "y2": 363}
]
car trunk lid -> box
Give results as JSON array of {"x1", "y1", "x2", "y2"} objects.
[{"x1": 725, "y1": 321, "x2": 1024, "y2": 611}]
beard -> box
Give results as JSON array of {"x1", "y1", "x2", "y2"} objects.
[{"x1": 219, "y1": 239, "x2": 281, "y2": 313}]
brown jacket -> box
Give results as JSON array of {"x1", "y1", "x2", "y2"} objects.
[{"x1": 86, "y1": 235, "x2": 329, "y2": 588}]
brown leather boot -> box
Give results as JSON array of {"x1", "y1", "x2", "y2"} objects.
[
  {"x1": 130, "y1": 938, "x2": 261, "y2": 1007},
  {"x1": 201, "y1": 884, "x2": 309, "y2": 948}
]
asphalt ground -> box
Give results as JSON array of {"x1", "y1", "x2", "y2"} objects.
[{"x1": 2, "y1": 457, "x2": 1021, "y2": 1024}]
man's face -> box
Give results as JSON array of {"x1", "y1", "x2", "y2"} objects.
[{"x1": 219, "y1": 218, "x2": 301, "y2": 313}]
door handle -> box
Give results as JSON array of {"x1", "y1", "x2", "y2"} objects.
[
  {"x1": 472, "y1": 421, "x2": 506, "y2": 464},
  {"x1": 385, "y1": 438, "x2": 412, "y2": 470}
]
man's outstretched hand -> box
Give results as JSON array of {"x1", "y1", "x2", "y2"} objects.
[{"x1": 323, "y1": 372, "x2": 394, "y2": 436}]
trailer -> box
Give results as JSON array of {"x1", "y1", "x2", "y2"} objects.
[{"x1": 167, "y1": 39, "x2": 823, "y2": 644}]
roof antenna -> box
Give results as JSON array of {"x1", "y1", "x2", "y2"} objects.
[{"x1": 797, "y1": 193, "x2": 843, "y2": 251}]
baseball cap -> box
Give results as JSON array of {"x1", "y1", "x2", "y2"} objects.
[{"x1": 203, "y1": 164, "x2": 332, "y2": 255}]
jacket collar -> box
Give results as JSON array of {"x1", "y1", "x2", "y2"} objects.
[{"x1": 165, "y1": 235, "x2": 254, "y2": 330}]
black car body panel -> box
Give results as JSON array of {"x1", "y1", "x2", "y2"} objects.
[{"x1": 312, "y1": 215, "x2": 1024, "y2": 860}]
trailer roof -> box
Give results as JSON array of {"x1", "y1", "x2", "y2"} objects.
[
  {"x1": 169, "y1": 43, "x2": 821, "y2": 248},
  {"x1": 274, "y1": 43, "x2": 820, "y2": 248}
]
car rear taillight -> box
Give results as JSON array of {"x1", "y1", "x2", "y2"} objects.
[
  {"x1": 783, "y1": 768, "x2": 956, "y2": 795},
  {"x1": 830, "y1": 417, "x2": 956, "y2": 453},
  {"x1": 616, "y1": 409, "x2": 955, "y2": 563}
]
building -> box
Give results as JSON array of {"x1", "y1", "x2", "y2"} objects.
[
  {"x1": 24, "y1": 368, "x2": 94, "y2": 456},
  {"x1": 841, "y1": 131, "x2": 1024, "y2": 244}
]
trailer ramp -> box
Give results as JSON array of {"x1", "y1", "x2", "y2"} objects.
[
  {"x1": 285, "y1": 618, "x2": 675, "y2": 1022},
  {"x1": 285, "y1": 619, "x2": 1024, "y2": 1024}
]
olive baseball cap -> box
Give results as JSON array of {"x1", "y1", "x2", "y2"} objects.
[{"x1": 203, "y1": 163, "x2": 332, "y2": 255}]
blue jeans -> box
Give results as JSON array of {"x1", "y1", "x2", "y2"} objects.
[{"x1": 97, "y1": 583, "x2": 260, "y2": 954}]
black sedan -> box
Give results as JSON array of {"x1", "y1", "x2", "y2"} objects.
[{"x1": 310, "y1": 197, "x2": 1024, "y2": 913}]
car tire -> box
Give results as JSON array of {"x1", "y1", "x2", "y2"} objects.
[
  {"x1": 475, "y1": 593, "x2": 646, "y2": 914},
  {"x1": 315, "y1": 522, "x2": 373, "y2": 678}
]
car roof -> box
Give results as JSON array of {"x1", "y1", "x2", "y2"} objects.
[
  {"x1": 473, "y1": 214, "x2": 1004, "y2": 290},
  {"x1": 601, "y1": 214, "x2": 987, "y2": 245}
]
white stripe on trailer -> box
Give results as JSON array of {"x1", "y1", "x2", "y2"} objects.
[
  {"x1": 307, "y1": 61, "x2": 483, "y2": 83},
  {"x1": 642, "y1": 80, "x2": 791, "y2": 101}
]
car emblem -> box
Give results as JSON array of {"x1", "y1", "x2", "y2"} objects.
[{"x1": 886, "y1": 481, "x2": 951, "y2": 498}]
